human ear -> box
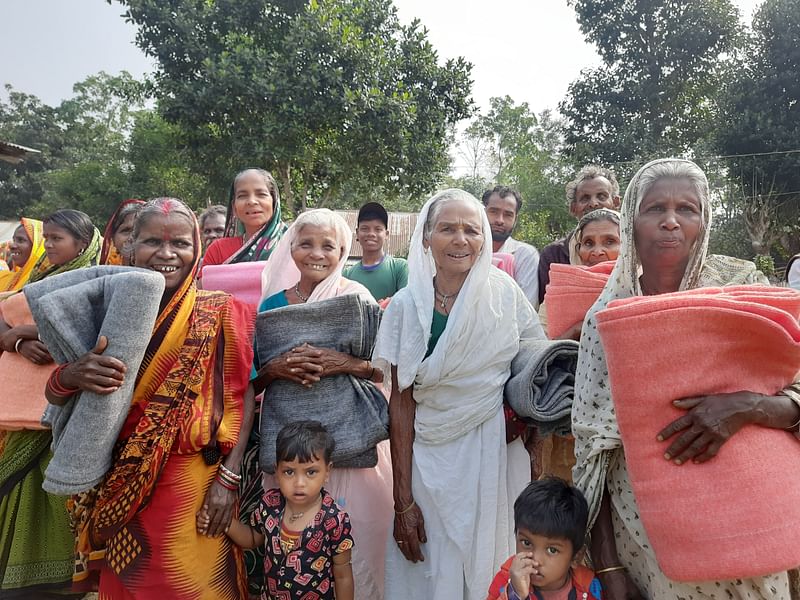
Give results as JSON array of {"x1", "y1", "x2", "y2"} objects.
[{"x1": 612, "y1": 196, "x2": 622, "y2": 209}]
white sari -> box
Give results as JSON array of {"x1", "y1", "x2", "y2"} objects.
[{"x1": 373, "y1": 190, "x2": 544, "y2": 600}]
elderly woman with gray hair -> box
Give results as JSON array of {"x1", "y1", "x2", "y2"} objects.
[
  {"x1": 373, "y1": 189, "x2": 545, "y2": 600},
  {"x1": 573, "y1": 158, "x2": 800, "y2": 599}
]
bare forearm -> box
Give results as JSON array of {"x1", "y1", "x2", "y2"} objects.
[
  {"x1": 226, "y1": 519, "x2": 264, "y2": 549},
  {"x1": 390, "y1": 368, "x2": 415, "y2": 506},
  {"x1": 332, "y1": 564, "x2": 354, "y2": 600},
  {"x1": 224, "y1": 384, "x2": 255, "y2": 470},
  {"x1": 752, "y1": 393, "x2": 800, "y2": 431}
]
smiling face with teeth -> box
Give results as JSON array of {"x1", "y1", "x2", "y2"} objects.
[
  {"x1": 8, "y1": 225, "x2": 33, "y2": 269},
  {"x1": 425, "y1": 199, "x2": 484, "y2": 279},
  {"x1": 133, "y1": 212, "x2": 196, "y2": 295},
  {"x1": 233, "y1": 170, "x2": 275, "y2": 237},
  {"x1": 290, "y1": 224, "x2": 344, "y2": 292}
]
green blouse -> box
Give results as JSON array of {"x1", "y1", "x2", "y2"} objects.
[{"x1": 425, "y1": 310, "x2": 449, "y2": 359}]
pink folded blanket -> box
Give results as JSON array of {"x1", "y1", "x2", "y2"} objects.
[
  {"x1": 545, "y1": 261, "x2": 614, "y2": 338},
  {"x1": 491, "y1": 253, "x2": 515, "y2": 277},
  {"x1": 596, "y1": 286, "x2": 800, "y2": 581},
  {"x1": 201, "y1": 261, "x2": 268, "y2": 307},
  {"x1": 0, "y1": 293, "x2": 52, "y2": 430}
]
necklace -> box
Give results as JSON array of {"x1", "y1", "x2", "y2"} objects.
[
  {"x1": 288, "y1": 509, "x2": 305, "y2": 523},
  {"x1": 293, "y1": 283, "x2": 310, "y2": 302},
  {"x1": 433, "y1": 278, "x2": 458, "y2": 311}
]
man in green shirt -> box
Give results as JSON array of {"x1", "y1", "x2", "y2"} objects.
[{"x1": 343, "y1": 201, "x2": 409, "y2": 301}]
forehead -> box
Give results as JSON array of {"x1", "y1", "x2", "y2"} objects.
[
  {"x1": 278, "y1": 455, "x2": 326, "y2": 468},
  {"x1": 641, "y1": 177, "x2": 700, "y2": 205},
  {"x1": 576, "y1": 176, "x2": 612, "y2": 197},
  {"x1": 485, "y1": 193, "x2": 517, "y2": 212},
  {"x1": 581, "y1": 219, "x2": 619, "y2": 236},
  {"x1": 435, "y1": 199, "x2": 483, "y2": 224},
  {"x1": 43, "y1": 222, "x2": 71, "y2": 235},
  {"x1": 203, "y1": 213, "x2": 226, "y2": 227},
  {"x1": 13, "y1": 225, "x2": 27, "y2": 237},
  {"x1": 138, "y1": 212, "x2": 195, "y2": 236},
  {"x1": 295, "y1": 223, "x2": 339, "y2": 242},
  {"x1": 517, "y1": 527, "x2": 573, "y2": 549},
  {"x1": 357, "y1": 218, "x2": 385, "y2": 228},
  {"x1": 235, "y1": 170, "x2": 268, "y2": 191}
]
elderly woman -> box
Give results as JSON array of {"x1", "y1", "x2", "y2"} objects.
[
  {"x1": 373, "y1": 189, "x2": 544, "y2": 600},
  {"x1": 100, "y1": 199, "x2": 145, "y2": 265},
  {"x1": 573, "y1": 158, "x2": 800, "y2": 599},
  {"x1": 248, "y1": 208, "x2": 393, "y2": 600},
  {"x1": 0, "y1": 218, "x2": 45, "y2": 294},
  {"x1": 0, "y1": 209, "x2": 100, "y2": 597},
  {"x1": 49, "y1": 198, "x2": 253, "y2": 599}
]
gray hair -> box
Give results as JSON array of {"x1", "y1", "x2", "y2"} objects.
[
  {"x1": 631, "y1": 160, "x2": 709, "y2": 220},
  {"x1": 290, "y1": 208, "x2": 350, "y2": 256},
  {"x1": 233, "y1": 168, "x2": 280, "y2": 205},
  {"x1": 423, "y1": 188, "x2": 482, "y2": 241},
  {"x1": 566, "y1": 165, "x2": 620, "y2": 206},
  {"x1": 132, "y1": 197, "x2": 198, "y2": 243},
  {"x1": 576, "y1": 208, "x2": 621, "y2": 239},
  {"x1": 198, "y1": 204, "x2": 226, "y2": 228}
]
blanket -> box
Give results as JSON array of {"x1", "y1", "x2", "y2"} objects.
[
  {"x1": 544, "y1": 261, "x2": 614, "y2": 338},
  {"x1": 504, "y1": 338, "x2": 579, "y2": 436},
  {"x1": 596, "y1": 285, "x2": 800, "y2": 581},
  {"x1": 201, "y1": 260, "x2": 267, "y2": 307},
  {"x1": 23, "y1": 266, "x2": 164, "y2": 494},
  {"x1": 254, "y1": 294, "x2": 388, "y2": 472}
]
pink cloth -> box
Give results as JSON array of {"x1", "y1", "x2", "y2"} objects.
[
  {"x1": 491, "y1": 253, "x2": 515, "y2": 277},
  {"x1": 544, "y1": 261, "x2": 614, "y2": 338},
  {"x1": 200, "y1": 261, "x2": 268, "y2": 307},
  {"x1": 0, "y1": 293, "x2": 53, "y2": 430},
  {"x1": 596, "y1": 286, "x2": 800, "y2": 581}
]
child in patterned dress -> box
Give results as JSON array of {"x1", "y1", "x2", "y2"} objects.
[{"x1": 200, "y1": 421, "x2": 354, "y2": 600}]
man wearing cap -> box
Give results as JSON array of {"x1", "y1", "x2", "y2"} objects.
[
  {"x1": 482, "y1": 185, "x2": 541, "y2": 307},
  {"x1": 343, "y1": 201, "x2": 409, "y2": 301}
]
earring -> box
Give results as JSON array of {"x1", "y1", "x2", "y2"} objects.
[{"x1": 79, "y1": 247, "x2": 86, "y2": 255}]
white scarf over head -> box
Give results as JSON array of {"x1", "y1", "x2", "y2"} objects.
[
  {"x1": 373, "y1": 189, "x2": 540, "y2": 445},
  {"x1": 260, "y1": 208, "x2": 371, "y2": 303}
]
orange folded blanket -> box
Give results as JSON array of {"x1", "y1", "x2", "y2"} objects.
[
  {"x1": 545, "y1": 261, "x2": 614, "y2": 338},
  {"x1": 596, "y1": 286, "x2": 800, "y2": 582},
  {"x1": 0, "y1": 293, "x2": 53, "y2": 430}
]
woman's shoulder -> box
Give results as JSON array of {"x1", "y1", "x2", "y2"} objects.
[
  {"x1": 701, "y1": 254, "x2": 769, "y2": 286},
  {"x1": 203, "y1": 237, "x2": 242, "y2": 266}
]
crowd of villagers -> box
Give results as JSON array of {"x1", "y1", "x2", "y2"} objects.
[{"x1": 0, "y1": 158, "x2": 799, "y2": 600}]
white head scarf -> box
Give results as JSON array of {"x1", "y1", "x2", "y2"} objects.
[
  {"x1": 373, "y1": 189, "x2": 541, "y2": 444},
  {"x1": 260, "y1": 208, "x2": 371, "y2": 303},
  {"x1": 572, "y1": 158, "x2": 718, "y2": 526}
]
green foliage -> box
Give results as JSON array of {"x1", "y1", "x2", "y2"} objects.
[
  {"x1": 115, "y1": 0, "x2": 473, "y2": 213},
  {"x1": 561, "y1": 0, "x2": 740, "y2": 170}
]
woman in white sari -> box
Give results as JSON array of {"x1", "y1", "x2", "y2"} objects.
[{"x1": 373, "y1": 189, "x2": 544, "y2": 600}]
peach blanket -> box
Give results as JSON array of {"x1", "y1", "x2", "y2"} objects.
[
  {"x1": 201, "y1": 260, "x2": 267, "y2": 307},
  {"x1": 596, "y1": 285, "x2": 800, "y2": 581},
  {"x1": 0, "y1": 293, "x2": 52, "y2": 430},
  {"x1": 544, "y1": 261, "x2": 614, "y2": 338}
]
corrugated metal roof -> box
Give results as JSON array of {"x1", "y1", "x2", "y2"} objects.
[
  {"x1": 0, "y1": 140, "x2": 41, "y2": 165},
  {"x1": 334, "y1": 210, "x2": 418, "y2": 258}
]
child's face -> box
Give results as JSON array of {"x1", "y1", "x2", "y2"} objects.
[
  {"x1": 275, "y1": 455, "x2": 331, "y2": 507},
  {"x1": 515, "y1": 528, "x2": 574, "y2": 592}
]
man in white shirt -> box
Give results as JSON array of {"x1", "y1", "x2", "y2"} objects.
[
  {"x1": 482, "y1": 185, "x2": 540, "y2": 307},
  {"x1": 787, "y1": 254, "x2": 800, "y2": 290}
]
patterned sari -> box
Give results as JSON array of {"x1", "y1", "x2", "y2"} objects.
[
  {"x1": 72, "y1": 215, "x2": 254, "y2": 599},
  {"x1": 0, "y1": 225, "x2": 100, "y2": 597}
]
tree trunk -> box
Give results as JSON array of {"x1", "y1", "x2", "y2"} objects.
[{"x1": 277, "y1": 160, "x2": 294, "y2": 216}]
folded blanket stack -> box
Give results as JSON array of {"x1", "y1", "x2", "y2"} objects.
[
  {"x1": 24, "y1": 266, "x2": 165, "y2": 494},
  {"x1": 254, "y1": 294, "x2": 388, "y2": 473},
  {"x1": 504, "y1": 338, "x2": 579, "y2": 436},
  {"x1": 201, "y1": 261, "x2": 268, "y2": 307},
  {"x1": 0, "y1": 292, "x2": 54, "y2": 430},
  {"x1": 544, "y1": 261, "x2": 614, "y2": 338},
  {"x1": 491, "y1": 253, "x2": 515, "y2": 278},
  {"x1": 596, "y1": 285, "x2": 800, "y2": 581}
]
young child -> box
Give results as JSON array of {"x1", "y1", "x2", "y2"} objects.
[
  {"x1": 199, "y1": 420, "x2": 354, "y2": 600},
  {"x1": 487, "y1": 478, "x2": 602, "y2": 600}
]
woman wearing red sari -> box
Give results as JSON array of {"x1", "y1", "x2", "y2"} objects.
[{"x1": 47, "y1": 198, "x2": 255, "y2": 599}]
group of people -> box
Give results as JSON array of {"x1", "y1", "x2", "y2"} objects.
[{"x1": 0, "y1": 159, "x2": 798, "y2": 600}]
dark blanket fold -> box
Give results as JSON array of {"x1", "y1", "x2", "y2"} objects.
[
  {"x1": 255, "y1": 294, "x2": 388, "y2": 473},
  {"x1": 23, "y1": 266, "x2": 164, "y2": 494},
  {"x1": 504, "y1": 338, "x2": 579, "y2": 436}
]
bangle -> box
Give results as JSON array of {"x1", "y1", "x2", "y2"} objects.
[
  {"x1": 778, "y1": 390, "x2": 800, "y2": 432},
  {"x1": 14, "y1": 338, "x2": 23, "y2": 353},
  {"x1": 395, "y1": 500, "x2": 416, "y2": 515},
  {"x1": 219, "y1": 463, "x2": 242, "y2": 482},
  {"x1": 595, "y1": 565, "x2": 626, "y2": 574},
  {"x1": 216, "y1": 469, "x2": 241, "y2": 489},
  {"x1": 47, "y1": 364, "x2": 80, "y2": 398},
  {"x1": 215, "y1": 475, "x2": 238, "y2": 491}
]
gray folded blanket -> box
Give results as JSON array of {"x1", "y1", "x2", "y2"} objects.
[
  {"x1": 254, "y1": 294, "x2": 388, "y2": 473},
  {"x1": 23, "y1": 266, "x2": 164, "y2": 494},
  {"x1": 504, "y1": 338, "x2": 579, "y2": 436}
]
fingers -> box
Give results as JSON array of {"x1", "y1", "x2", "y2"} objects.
[
  {"x1": 209, "y1": 505, "x2": 233, "y2": 537},
  {"x1": 416, "y1": 512, "x2": 427, "y2": 544},
  {"x1": 692, "y1": 439, "x2": 724, "y2": 463},
  {"x1": 92, "y1": 335, "x2": 109, "y2": 355},
  {"x1": 656, "y1": 414, "x2": 693, "y2": 442},
  {"x1": 673, "y1": 396, "x2": 705, "y2": 409},
  {"x1": 94, "y1": 355, "x2": 128, "y2": 374}
]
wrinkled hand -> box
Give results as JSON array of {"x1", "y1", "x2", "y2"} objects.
[
  {"x1": 60, "y1": 336, "x2": 127, "y2": 395},
  {"x1": 288, "y1": 343, "x2": 353, "y2": 379},
  {"x1": 260, "y1": 349, "x2": 320, "y2": 388},
  {"x1": 657, "y1": 392, "x2": 760, "y2": 465},
  {"x1": 199, "y1": 479, "x2": 237, "y2": 537},
  {"x1": 509, "y1": 551, "x2": 539, "y2": 598},
  {"x1": 1, "y1": 324, "x2": 39, "y2": 353},
  {"x1": 18, "y1": 339, "x2": 53, "y2": 365},
  {"x1": 393, "y1": 503, "x2": 427, "y2": 563},
  {"x1": 598, "y1": 570, "x2": 645, "y2": 600}
]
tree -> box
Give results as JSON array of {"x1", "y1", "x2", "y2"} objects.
[
  {"x1": 560, "y1": 0, "x2": 740, "y2": 170},
  {"x1": 714, "y1": 0, "x2": 800, "y2": 258},
  {"x1": 114, "y1": 0, "x2": 473, "y2": 213}
]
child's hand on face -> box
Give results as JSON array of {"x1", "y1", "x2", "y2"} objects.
[
  {"x1": 509, "y1": 551, "x2": 540, "y2": 598},
  {"x1": 196, "y1": 505, "x2": 211, "y2": 535}
]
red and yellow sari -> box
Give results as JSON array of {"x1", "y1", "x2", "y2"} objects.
[
  {"x1": 100, "y1": 199, "x2": 145, "y2": 265},
  {"x1": 73, "y1": 216, "x2": 254, "y2": 599}
]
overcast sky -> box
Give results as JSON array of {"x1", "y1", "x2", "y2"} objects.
[{"x1": 2, "y1": 0, "x2": 763, "y2": 113}]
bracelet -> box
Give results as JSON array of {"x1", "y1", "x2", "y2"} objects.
[
  {"x1": 778, "y1": 390, "x2": 800, "y2": 431},
  {"x1": 14, "y1": 338, "x2": 23, "y2": 353},
  {"x1": 395, "y1": 500, "x2": 416, "y2": 515},
  {"x1": 219, "y1": 463, "x2": 242, "y2": 482},
  {"x1": 216, "y1": 469, "x2": 241, "y2": 489},
  {"x1": 47, "y1": 364, "x2": 80, "y2": 397},
  {"x1": 215, "y1": 475, "x2": 239, "y2": 491},
  {"x1": 595, "y1": 565, "x2": 626, "y2": 574},
  {"x1": 368, "y1": 366, "x2": 375, "y2": 380}
]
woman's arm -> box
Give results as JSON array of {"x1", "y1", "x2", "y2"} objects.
[
  {"x1": 283, "y1": 343, "x2": 384, "y2": 383},
  {"x1": 590, "y1": 490, "x2": 645, "y2": 600},
  {"x1": 332, "y1": 550, "x2": 354, "y2": 600},
  {"x1": 45, "y1": 336, "x2": 126, "y2": 406},
  {"x1": 658, "y1": 391, "x2": 800, "y2": 464},
  {"x1": 390, "y1": 365, "x2": 426, "y2": 563},
  {"x1": 0, "y1": 321, "x2": 52, "y2": 364}
]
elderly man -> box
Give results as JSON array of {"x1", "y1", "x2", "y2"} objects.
[
  {"x1": 536, "y1": 166, "x2": 620, "y2": 304},
  {"x1": 482, "y1": 186, "x2": 540, "y2": 306},
  {"x1": 198, "y1": 205, "x2": 227, "y2": 254}
]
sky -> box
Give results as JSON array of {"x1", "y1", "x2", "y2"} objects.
[{"x1": 1, "y1": 0, "x2": 763, "y2": 113}]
